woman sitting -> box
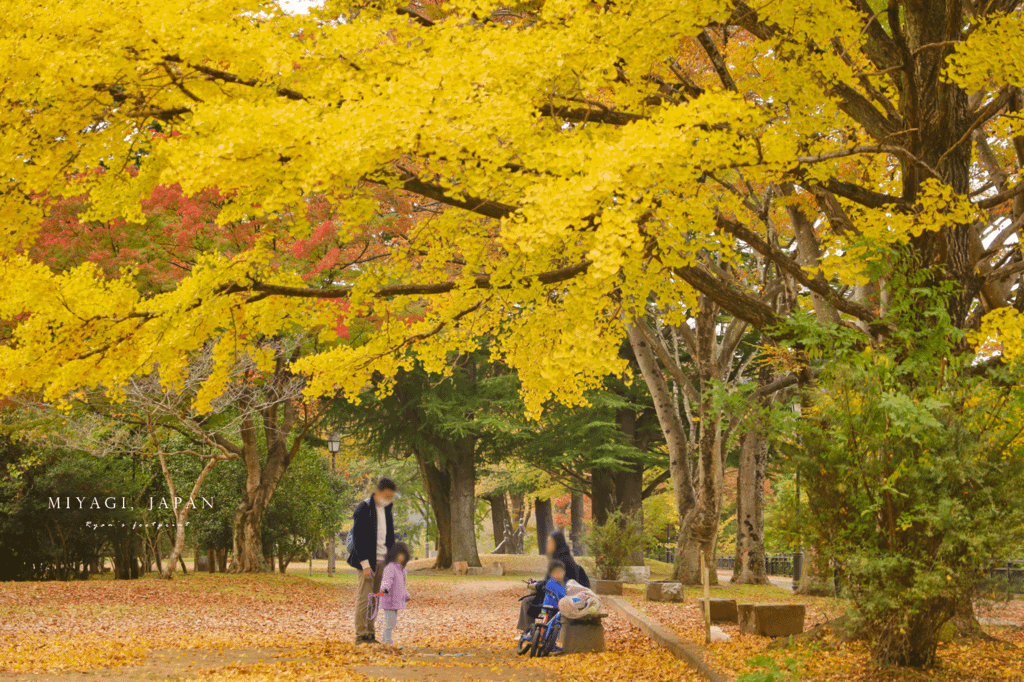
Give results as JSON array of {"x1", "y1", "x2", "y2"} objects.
[{"x1": 517, "y1": 531, "x2": 590, "y2": 630}]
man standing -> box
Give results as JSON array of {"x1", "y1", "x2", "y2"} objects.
[{"x1": 347, "y1": 477, "x2": 397, "y2": 644}]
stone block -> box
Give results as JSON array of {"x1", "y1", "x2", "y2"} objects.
[
  {"x1": 738, "y1": 603, "x2": 805, "y2": 638},
  {"x1": 592, "y1": 579, "x2": 623, "y2": 595},
  {"x1": 697, "y1": 598, "x2": 738, "y2": 624},
  {"x1": 617, "y1": 566, "x2": 652, "y2": 583},
  {"x1": 646, "y1": 581, "x2": 685, "y2": 602},
  {"x1": 466, "y1": 563, "x2": 505, "y2": 576},
  {"x1": 562, "y1": 614, "x2": 608, "y2": 654}
]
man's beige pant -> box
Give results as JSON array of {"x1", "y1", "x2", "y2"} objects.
[{"x1": 355, "y1": 562, "x2": 384, "y2": 639}]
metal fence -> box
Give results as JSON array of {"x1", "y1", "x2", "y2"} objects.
[
  {"x1": 646, "y1": 552, "x2": 1024, "y2": 593},
  {"x1": 715, "y1": 553, "x2": 800, "y2": 577},
  {"x1": 990, "y1": 560, "x2": 1024, "y2": 593}
]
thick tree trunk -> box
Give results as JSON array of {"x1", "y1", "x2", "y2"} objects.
[
  {"x1": 232, "y1": 500, "x2": 269, "y2": 573},
  {"x1": 624, "y1": 321, "x2": 697, "y2": 583},
  {"x1": 485, "y1": 493, "x2": 511, "y2": 554},
  {"x1": 535, "y1": 498, "x2": 553, "y2": 554},
  {"x1": 227, "y1": 356, "x2": 307, "y2": 573},
  {"x1": 448, "y1": 440, "x2": 481, "y2": 567},
  {"x1": 229, "y1": 426, "x2": 295, "y2": 573},
  {"x1": 590, "y1": 467, "x2": 615, "y2": 526},
  {"x1": 676, "y1": 410, "x2": 725, "y2": 585},
  {"x1": 418, "y1": 454, "x2": 453, "y2": 568},
  {"x1": 570, "y1": 492, "x2": 587, "y2": 556},
  {"x1": 112, "y1": 532, "x2": 138, "y2": 580},
  {"x1": 733, "y1": 425, "x2": 770, "y2": 585},
  {"x1": 591, "y1": 412, "x2": 647, "y2": 554}
]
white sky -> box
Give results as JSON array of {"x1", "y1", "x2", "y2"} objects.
[{"x1": 279, "y1": 0, "x2": 317, "y2": 13}]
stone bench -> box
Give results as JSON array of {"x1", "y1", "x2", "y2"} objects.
[
  {"x1": 697, "y1": 598, "x2": 738, "y2": 623},
  {"x1": 737, "y1": 603, "x2": 806, "y2": 638},
  {"x1": 617, "y1": 566, "x2": 651, "y2": 583},
  {"x1": 562, "y1": 613, "x2": 608, "y2": 654},
  {"x1": 646, "y1": 580, "x2": 685, "y2": 602}
]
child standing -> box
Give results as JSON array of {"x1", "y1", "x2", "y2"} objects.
[{"x1": 378, "y1": 541, "x2": 411, "y2": 646}]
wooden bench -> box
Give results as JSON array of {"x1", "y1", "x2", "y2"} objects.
[{"x1": 562, "y1": 612, "x2": 608, "y2": 654}]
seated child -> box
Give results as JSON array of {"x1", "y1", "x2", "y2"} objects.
[
  {"x1": 518, "y1": 559, "x2": 569, "y2": 631},
  {"x1": 540, "y1": 560, "x2": 568, "y2": 613}
]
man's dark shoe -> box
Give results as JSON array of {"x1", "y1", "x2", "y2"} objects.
[{"x1": 355, "y1": 635, "x2": 375, "y2": 644}]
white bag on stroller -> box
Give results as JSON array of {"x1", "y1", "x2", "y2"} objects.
[{"x1": 558, "y1": 579, "x2": 602, "y2": 619}]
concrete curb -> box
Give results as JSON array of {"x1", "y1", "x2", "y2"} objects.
[{"x1": 603, "y1": 596, "x2": 727, "y2": 682}]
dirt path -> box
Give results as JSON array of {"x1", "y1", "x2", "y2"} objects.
[{"x1": 0, "y1": 574, "x2": 703, "y2": 682}]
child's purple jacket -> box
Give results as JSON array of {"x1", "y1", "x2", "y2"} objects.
[{"x1": 379, "y1": 562, "x2": 410, "y2": 610}]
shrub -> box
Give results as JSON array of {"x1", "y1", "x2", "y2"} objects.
[
  {"x1": 586, "y1": 510, "x2": 645, "y2": 581},
  {"x1": 790, "y1": 271, "x2": 1024, "y2": 666}
]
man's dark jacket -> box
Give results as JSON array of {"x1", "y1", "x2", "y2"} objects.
[{"x1": 346, "y1": 496, "x2": 395, "y2": 571}]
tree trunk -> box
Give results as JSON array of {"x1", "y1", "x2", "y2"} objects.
[
  {"x1": 486, "y1": 493, "x2": 511, "y2": 554},
  {"x1": 228, "y1": 358, "x2": 307, "y2": 573},
  {"x1": 733, "y1": 424, "x2": 770, "y2": 585},
  {"x1": 152, "y1": 531, "x2": 163, "y2": 576},
  {"x1": 216, "y1": 547, "x2": 228, "y2": 573},
  {"x1": 570, "y1": 492, "x2": 587, "y2": 556},
  {"x1": 229, "y1": 436, "x2": 294, "y2": 573},
  {"x1": 207, "y1": 547, "x2": 216, "y2": 573},
  {"x1": 535, "y1": 497, "x2": 554, "y2": 554},
  {"x1": 418, "y1": 453, "x2": 453, "y2": 568},
  {"x1": 155, "y1": 446, "x2": 217, "y2": 580},
  {"x1": 112, "y1": 532, "x2": 136, "y2": 580},
  {"x1": 611, "y1": 411, "x2": 645, "y2": 565},
  {"x1": 624, "y1": 321, "x2": 698, "y2": 583},
  {"x1": 676, "y1": 410, "x2": 725, "y2": 585},
  {"x1": 232, "y1": 499, "x2": 269, "y2": 573},
  {"x1": 590, "y1": 467, "x2": 615, "y2": 526},
  {"x1": 448, "y1": 439, "x2": 481, "y2": 567}
]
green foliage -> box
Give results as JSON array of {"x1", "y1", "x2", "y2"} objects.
[
  {"x1": 641, "y1": 490, "x2": 677, "y2": 557},
  {"x1": 261, "y1": 446, "x2": 351, "y2": 567},
  {"x1": 328, "y1": 349, "x2": 521, "y2": 468},
  {"x1": 790, "y1": 264, "x2": 1024, "y2": 665},
  {"x1": 586, "y1": 510, "x2": 645, "y2": 580},
  {"x1": 0, "y1": 433, "x2": 149, "y2": 580},
  {"x1": 736, "y1": 654, "x2": 801, "y2": 682}
]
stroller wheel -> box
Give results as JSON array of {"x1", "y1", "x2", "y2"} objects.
[
  {"x1": 516, "y1": 629, "x2": 533, "y2": 656},
  {"x1": 529, "y1": 625, "x2": 543, "y2": 658}
]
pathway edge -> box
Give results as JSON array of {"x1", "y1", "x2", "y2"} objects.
[{"x1": 603, "y1": 595, "x2": 727, "y2": 682}]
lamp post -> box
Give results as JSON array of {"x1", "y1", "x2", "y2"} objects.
[{"x1": 327, "y1": 433, "x2": 341, "y2": 577}]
